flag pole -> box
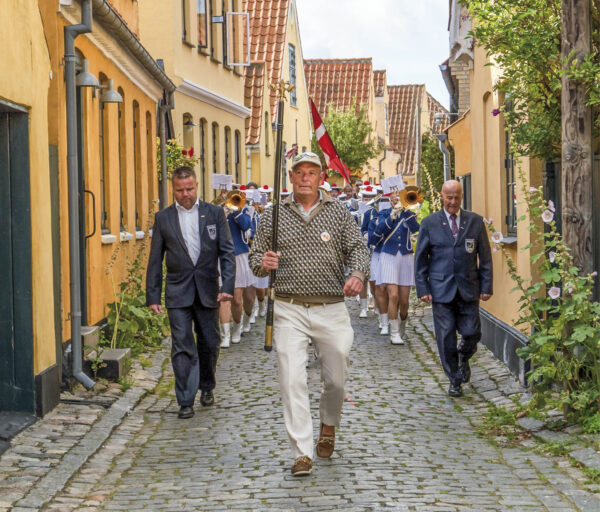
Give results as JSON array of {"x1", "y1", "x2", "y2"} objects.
[{"x1": 264, "y1": 80, "x2": 294, "y2": 352}]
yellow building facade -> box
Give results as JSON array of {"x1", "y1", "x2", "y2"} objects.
[
  {"x1": 0, "y1": 0, "x2": 57, "y2": 415},
  {"x1": 244, "y1": 0, "x2": 312, "y2": 189},
  {"x1": 445, "y1": 4, "x2": 542, "y2": 382},
  {"x1": 38, "y1": 0, "x2": 174, "y2": 406},
  {"x1": 139, "y1": 0, "x2": 249, "y2": 200}
]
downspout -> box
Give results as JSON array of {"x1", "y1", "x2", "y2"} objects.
[
  {"x1": 159, "y1": 91, "x2": 174, "y2": 209},
  {"x1": 65, "y1": 0, "x2": 95, "y2": 389},
  {"x1": 435, "y1": 133, "x2": 451, "y2": 182}
]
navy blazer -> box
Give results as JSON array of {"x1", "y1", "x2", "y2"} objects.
[
  {"x1": 414, "y1": 209, "x2": 492, "y2": 303},
  {"x1": 227, "y1": 206, "x2": 253, "y2": 255},
  {"x1": 146, "y1": 202, "x2": 236, "y2": 309}
]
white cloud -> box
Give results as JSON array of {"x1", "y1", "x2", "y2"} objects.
[{"x1": 295, "y1": 0, "x2": 450, "y2": 108}]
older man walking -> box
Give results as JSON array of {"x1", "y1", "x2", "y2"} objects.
[
  {"x1": 249, "y1": 152, "x2": 370, "y2": 476},
  {"x1": 414, "y1": 180, "x2": 493, "y2": 397}
]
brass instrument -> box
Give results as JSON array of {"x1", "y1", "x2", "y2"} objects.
[
  {"x1": 222, "y1": 190, "x2": 246, "y2": 211},
  {"x1": 399, "y1": 186, "x2": 424, "y2": 208}
]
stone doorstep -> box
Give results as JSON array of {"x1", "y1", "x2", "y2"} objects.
[
  {"x1": 84, "y1": 348, "x2": 131, "y2": 381},
  {"x1": 0, "y1": 413, "x2": 37, "y2": 455}
]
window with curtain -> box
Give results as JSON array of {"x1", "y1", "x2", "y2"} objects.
[
  {"x1": 133, "y1": 101, "x2": 141, "y2": 231},
  {"x1": 197, "y1": 0, "x2": 207, "y2": 48},
  {"x1": 289, "y1": 44, "x2": 297, "y2": 106},
  {"x1": 224, "y1": 127, "x2": 230, "y2": 175},
  {"x1": 118, "y1": 91, "x2": 126, "y2": 231}
]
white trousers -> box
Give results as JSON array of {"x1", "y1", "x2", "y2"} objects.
[{"x1": 274, "y1": 300, "x2": 354, "y2": 459}]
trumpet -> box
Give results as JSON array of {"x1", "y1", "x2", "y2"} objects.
[
  {"x1": 399, "y1": 186, "x2": 424, "y2": 208},
  {"x1": 222, "y1": 190, "x2": 246, "y2": 211}
]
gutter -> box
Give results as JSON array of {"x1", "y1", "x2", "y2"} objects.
[{"x1": 378, "y1": 146, "x2": 387, "y2": 182}]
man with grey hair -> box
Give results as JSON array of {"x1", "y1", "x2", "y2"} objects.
[{"x1": 250, "y1": 152, "x2": 370, "y2": 476}]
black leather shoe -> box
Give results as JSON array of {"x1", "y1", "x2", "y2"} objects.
[
  {"x1": 178, "y1": 406, "x2": 194, "y2": 419},
  {"x1": 459, "y1": 354, "x2": 471, "y2": 383},
  {"x1": 200, "y1": 390, "x2": 214, "y2": 407},
  {"x1": 448, "y1": 384, "x2": 463, "y2": 397}
]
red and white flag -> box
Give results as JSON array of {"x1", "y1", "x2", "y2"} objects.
[
  {"x1": 310, "y1": 99, "x2": 351, "y2": 185},
  {"x1": 285, "y1": 144, "x2": 298, "y2": 159}
]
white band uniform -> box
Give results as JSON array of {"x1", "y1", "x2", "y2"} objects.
[
  {"x1": 376, "y1": 252, "x2": 415, "y2": 287},
  {"x1": 234, "y1": 253, "x2": 258, "y2": 288}
]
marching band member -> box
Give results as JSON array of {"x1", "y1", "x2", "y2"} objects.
[
  {"x1": 226, "y1": 197, "x2": 257, "y2": 343},
  {"x1": 372, "y1": 191, "x2": 420, "y2": 344},
  {"x1": 330, "y1": 183, "x2": 341, "y2": 199},
  {"x1": 357, "y1": 185, "x2": 377, "y2": 317}
]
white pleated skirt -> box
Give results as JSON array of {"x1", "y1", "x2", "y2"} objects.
[
  {"x1": 376, "y1": 252, "x2": 415, "y2": 286},
  {"x1": 235, "y1": 252, "x2": 258, "y2": 288},
  {"x1": 254, "y1": 275, "x2": 270, "y2": 288},
  {"x1": 370, "y1": 251, "x2": 381, "y2": 283}
]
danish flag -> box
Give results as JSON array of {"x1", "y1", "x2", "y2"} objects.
[{"x1": 310, "y1": 99, "x2": 351, "y2": 184}]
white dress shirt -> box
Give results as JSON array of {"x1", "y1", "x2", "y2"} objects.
[{"x1": 176, "y1": 199, "x2": 201, "y2": 264}]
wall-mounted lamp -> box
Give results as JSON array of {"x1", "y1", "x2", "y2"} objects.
[
  {"x1": 76, "y1": 59, "x2": 99, "y2": 88},
  {"x1": 184, "y1": 118, "x2": 198, "y2": 132},
  {"x1": 99, "y1": 79, "x2": 123, "y2": 103}
]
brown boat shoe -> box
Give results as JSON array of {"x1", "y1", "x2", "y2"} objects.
[
  {"x1": 291, "y1": 455, "x2": 313, "y2": 476},
  {"x1": 316, "y1": 423, "x2": 335, "y2": 458}
]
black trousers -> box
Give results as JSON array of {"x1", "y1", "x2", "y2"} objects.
[
  {"x1": 167, "y1": 297, "x2": 220, "y2": 406},
  {"x1": 431, "y1": 290, "x2": 481, "y2": 387}
]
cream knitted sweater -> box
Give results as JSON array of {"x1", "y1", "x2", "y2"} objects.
[{"x1": 249, "y1": 194, "x2": 370, "y2": 298}]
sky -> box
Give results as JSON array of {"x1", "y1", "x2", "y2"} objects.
[{"x1": 295, "y1": 0, "x2": 450, "y2": 109}]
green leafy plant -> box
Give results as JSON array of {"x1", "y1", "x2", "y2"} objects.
[
  {"x1": 104, "y1": 209, "x2": 170, "y2": 357},
  {"x1": 86, "y1": 347, "x2": 107, "y2": 380},
  {"x1": 156, "y1": 138, "x2": 199, "y2": 181},
  {"x1": 486, "y1": 170, "x2": 600, "y2": 424},
  {"x1": 310, "y1": 98, "x2": 380, "y2": 180}
]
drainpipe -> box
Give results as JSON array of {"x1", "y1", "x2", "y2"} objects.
[
  {"x1": 64, "y1": 0, "x2": 95, "y2": 389},
  {"x1": 435, "y1": 133, "x2": 451, "y2": 182},
  {"x1": 378, "y1": 146, "x2": 387, "y2": 183},
  {"x1": 158, "y1": 91, "x2": 174, "y2": 209}
]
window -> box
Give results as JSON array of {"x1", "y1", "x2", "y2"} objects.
[
  {"x1": 234, "y1": 130, "x2": 241, "y2": 185},
  {"x1": 182, "y1": 0, "x2": 188, "y2": 41},
  {"x1": 197, "y1": 0, "x2": 207, "y2": 48},
  {"x1": 264, "y1": 112, "x2": 270, "y2": 155},
  {"x1": 117, "y1": 90, "x2": 126, "y2": 231},
  {"x1": 222, "y1": 0, "x2": 228, "y2": 66},
  {"x1": 200, "y1": 119, "x2": 207, "y2": 199},
  {"x1": 504, "y1": 100, "x2": 516, "y2": 235},
  {"x1": 385, "y1": 104, "x2": 389, "y2": 136},
  {"x1": 146, "y1": 111, "x2": 155, "y2": 209},
  {"x1": 212, "y1": 122, "x2": 219, "y2": 173},
  {"x1": 460, "y1": 173, "x2": 472, "y2": 211},
  {"x1": 289, "y1": 44, "x2": 297, "y2": 106},
  {"x1": 224, "y1": 126, "x2": 231, "y2": 175},
  {"x1": 133, "y1": 101, "x2": 141, "y2": 231},
  {"x1": 99, "y1": 100, "x2": 109, "y2": 233},
  {"x1": 282, "y1": 142, "x2": 287, "y2": 189},
  {"x1": 210, "y1": 0, "x2": 218, "y2": 60}
]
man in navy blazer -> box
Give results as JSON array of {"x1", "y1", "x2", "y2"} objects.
[
  {"x1": 414, "y1": 180, "x2": 492, "y2": 397},
  {"x1": 146, "y1": 166, "x2": 235, "y2": 418}
]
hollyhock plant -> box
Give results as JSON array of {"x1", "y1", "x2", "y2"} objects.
[{"x1": 541, "y1": 210, "x2": 554, "y2": 223}]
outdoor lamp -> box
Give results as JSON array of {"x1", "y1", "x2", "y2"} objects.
[
  {"x1": 76, "y1": 59, "x2": 99, "y2": 88},
  {"x1": 434, "y1": 112, "x2": 445, "y2": 126},
  {"x1": 184, "y1": 118, "x2": 198, "y2": 132},
  {"x1": 99, "y1": 79, "x2": 123, "y2": 103}
]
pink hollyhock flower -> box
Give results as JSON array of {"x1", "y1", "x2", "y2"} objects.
[
  {"x1": 492, "y1": 108, "x2": 501, "y2": 116},
  {"x1": 548, "y1": 251, "x2": 556, "y2": 263},
  {"x1": 541, "y1": 210, "x2": 554, "y2": 223},
  {"x1": 548, "y1": 287, "x2": 561, "y2": 300},
  {"x1": 548, "y1": 199, "x2": 555, "y2": 212},
  {"x1": 491, "y1": 232, "x2": 504, "y2": 244},
  {"x1": 529, "y1": 186, "x2": 536, "y2": 193}
]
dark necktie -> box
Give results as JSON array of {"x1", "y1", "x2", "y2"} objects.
[{"x1": 450, "y1": 213, "x2": 458, "y2": 238}]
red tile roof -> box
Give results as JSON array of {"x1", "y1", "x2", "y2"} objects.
[
  {"x1": 243, "y1": 0, "x2": 290, "y2": 129},
  {"x1": 304, "y1": 58, "x2": 373, "y2": 116},
  {"x1": 428, "y1": 93, "x2": 449, "y2": 134},
  {"x1": 373, "y1": 69, "x2": 386, "y2": 97},
  {"x1": 388, "y1": 84, "x2": 426, "y2": 176},
  {"x1": 244, "y1": 63, "x2": 266, "y2": 145}
]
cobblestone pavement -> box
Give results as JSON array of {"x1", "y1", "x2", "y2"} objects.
[{"x1": 4, "y1": 300, "x2": 600, "y2": 511}]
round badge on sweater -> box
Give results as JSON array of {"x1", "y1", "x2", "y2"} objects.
[{"x1": 321, "y1": 231, "x2": 331, "y2": 242}]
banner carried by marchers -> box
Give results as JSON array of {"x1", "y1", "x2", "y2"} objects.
[{"x1": 310, "y1": 99, "x2": 351, "y2": 185}]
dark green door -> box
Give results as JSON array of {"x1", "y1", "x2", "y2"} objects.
[{"x1": 0, "y1": 105, "x2": 34, "y2": 413}]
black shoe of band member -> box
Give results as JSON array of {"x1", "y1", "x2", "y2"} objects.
[
  {"x1": 200, "y1": 390, "x2": 214, "y2": 406},
  {"x1": 178, "y1": 406, "x2": 194, "y2": 419},
  {"x1": 458, "y1": 354, "x2": 471, "y2": 383}
]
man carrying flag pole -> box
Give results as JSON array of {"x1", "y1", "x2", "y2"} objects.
[{"x1": 310, "y1": 99, "x2": 352, "y2": 185}]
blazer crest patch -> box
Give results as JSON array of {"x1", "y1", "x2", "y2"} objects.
[
  {"x1": 207, "y1": 224, "x2": 217, "y2": 240},
  {"x1": 465, "y1": 238, "x2": 476, "y2": 253}
]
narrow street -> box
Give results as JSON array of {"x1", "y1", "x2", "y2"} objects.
[{"x1": 11, "y1": 301, "x2": 597, "y2": 512}]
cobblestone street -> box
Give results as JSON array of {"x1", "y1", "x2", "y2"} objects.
[{"x1": 3, "y1": 301, "x2": 600, "y2": 511}]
